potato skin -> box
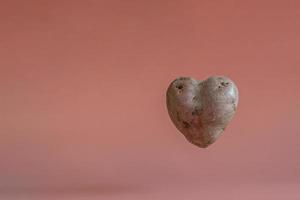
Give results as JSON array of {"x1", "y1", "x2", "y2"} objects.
[{"x1": 166, "y1": 76, "x2": 239, "y2": 148}]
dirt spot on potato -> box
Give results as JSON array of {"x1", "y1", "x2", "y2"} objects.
[
  {"x1": 182, "y1": 121, "x2": 191, "y2": 128},
  {"x1": 231, "y1": 100, "x2": 236, "y2": 111},
  {"x1": 192, "y1": 107, "x2": 203, "y2": 116},
  {"x1": 176, "y1": 84, "x2": 183, "y2": 90},
  {"x1": 232, "y1": 103, "x2": 236, "y2": 111},
  {"x1": 176, "y1": 111, "x2": 181, "y2": 122}
]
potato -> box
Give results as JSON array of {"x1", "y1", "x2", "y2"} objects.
[{"x1": 166, "y1": 76, "x2": 239, "y2": 148}]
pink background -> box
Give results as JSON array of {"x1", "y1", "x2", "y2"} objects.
[{"x1": 0, "y1": 0, "x2": 300, "y2": 199}]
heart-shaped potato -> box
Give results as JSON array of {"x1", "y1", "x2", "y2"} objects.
[{"x1": 166, "y1": 76, "x2": 239, "y2": 148}]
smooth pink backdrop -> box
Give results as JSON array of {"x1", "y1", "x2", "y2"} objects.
[{"x1": 0, "y1": 0, "x2": 300, "y2": 199}]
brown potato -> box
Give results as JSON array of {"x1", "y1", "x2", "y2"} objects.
[{"x1": 166, "y1": 76, "x2": 239, "y2": 148}]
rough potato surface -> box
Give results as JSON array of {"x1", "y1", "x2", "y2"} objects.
[{"x1": 166, "y1": 76, "x2": 239, "y2": 148}]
